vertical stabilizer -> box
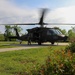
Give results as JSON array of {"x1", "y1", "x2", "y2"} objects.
[{"x1": 14, "y1": 28, "x2": 20, "y2": 37}]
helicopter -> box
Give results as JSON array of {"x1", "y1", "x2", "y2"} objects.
[{"x1": 1, "y1": 8, "x2": 74, "y2": 45}]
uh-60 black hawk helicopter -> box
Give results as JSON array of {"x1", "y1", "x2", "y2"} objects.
[{"x1": 1, "y1": 8, "x2": 74, "y2": 45}]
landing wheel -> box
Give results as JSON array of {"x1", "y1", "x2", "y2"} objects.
[
  {"x1": 38, "y1": 41, "x2": 41, "y2": 45},
  {"x1": 51, "y1": 41, "x2": 54, "y2": 45}
]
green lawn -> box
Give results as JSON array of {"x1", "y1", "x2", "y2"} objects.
[
  {"x1": 0, "y1": 46, "x2": 66, "y2": 75},
  {"x1": 0, "y1": 41, "x2": 27, "y2": 48}
]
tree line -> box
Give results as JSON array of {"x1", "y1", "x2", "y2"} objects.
[{"x1": 0, "y1": 25, "x2": 22, "y2": 41}]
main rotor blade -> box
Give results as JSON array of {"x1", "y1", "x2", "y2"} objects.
[
  {"x1": 1, "y1": 23, "x2": 75, "y2": 25},
  {"x1": 39, "y1": 8, "x2": 47, "y2": 25},
  {"x1": 44, "y1": 23, "x2": 75, "y2": 25},
  {"x1": 0, "y1": 23, "x2": 39, "y2": 25}
]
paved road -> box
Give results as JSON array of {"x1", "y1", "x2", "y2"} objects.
[
  {"x1": 0, "y1": 43, "x2": 69, "y2": 52},
  {"x1": 0, "y1": 46, "x2": 39, "y2": 52}
]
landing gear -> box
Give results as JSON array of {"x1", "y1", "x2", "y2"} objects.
[
  {"x1": 51, "y1": 41, "x2": 54, "y2": 45},
  {"x1": 28, "y1": 40, "x2": 31, "y2": 45},
  {"x1": 20, "y1": 41, "x2": 22, "y2": 44},
  {"x1": 38, "y1": 41, "x2": 41, "y2": 45}
]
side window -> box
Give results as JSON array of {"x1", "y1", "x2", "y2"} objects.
[{"x1": 47, "y1": 30, "x2": 52, "y2": 35}]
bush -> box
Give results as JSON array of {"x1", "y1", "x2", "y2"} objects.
[
  {"x1": 0, "y1": 34, "x2": 5, "y2": 41},
  {"x1": 66, "y1": 42, "x2": 75, "y2": 53},
  {"x1": 31, "y1": 50, "x2": 75, "y2": 75}
]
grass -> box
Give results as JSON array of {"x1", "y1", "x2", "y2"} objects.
[
  {"x1": 0, "y1": 41, "x2": 27, "y2": 48},
  {"x1": 0, "y1": 46, "x2": 66, "y2": 75}
]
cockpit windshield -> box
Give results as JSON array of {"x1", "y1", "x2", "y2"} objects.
[{"x1": 50, "y1": 29, "x2": 62, "y2": 35}]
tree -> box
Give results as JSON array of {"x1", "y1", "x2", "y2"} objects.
[
  {"x1": 61, "y1": 29, "x2": 67, "y2": 35},
  {"x1": 12, "y1": 25, "x2": 23, "y2": 36},
  {"x1": 68, "y1": 27, "x2": 75, "y2": 42},
  {"x1": 4, "y1": 25, "x2": 12, "y2": 41},
  {"x1": 68, "y1": 29, "x2": 73, "y2": 37},
  {"x1": 4, "y1": 25, "x2": 23, "y2": 41}
]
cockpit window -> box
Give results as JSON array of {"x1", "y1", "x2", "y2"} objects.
[
  {"x1": 50, "y1": 29, "x2": 62, "y2": 35},
  {"x1": 56, "y1": 30, "x2": 62, "y2": 34},
  {"x1": 47, "y1": 30, "x2": 52, "y2": 35}
]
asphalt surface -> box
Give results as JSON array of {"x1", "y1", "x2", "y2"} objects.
[{"x1": 0, "y1": 43, "x2": 69, "y2": 52}]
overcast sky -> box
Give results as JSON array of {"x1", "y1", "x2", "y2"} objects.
[{"x1": 0, "y1": 0, "x2": 75, "y2": 33}]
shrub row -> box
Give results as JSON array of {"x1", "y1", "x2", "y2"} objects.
[{"x1": 31, "y1": 50, "x2": 75, "y2": 75}]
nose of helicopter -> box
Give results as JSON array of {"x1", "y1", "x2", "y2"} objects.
[
  {"x1": 63, "y1": 35, "x2": 68, "y2": 42},
  {"x1": 58, "y1": 35, "x2": 68, "y2": 42}
]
